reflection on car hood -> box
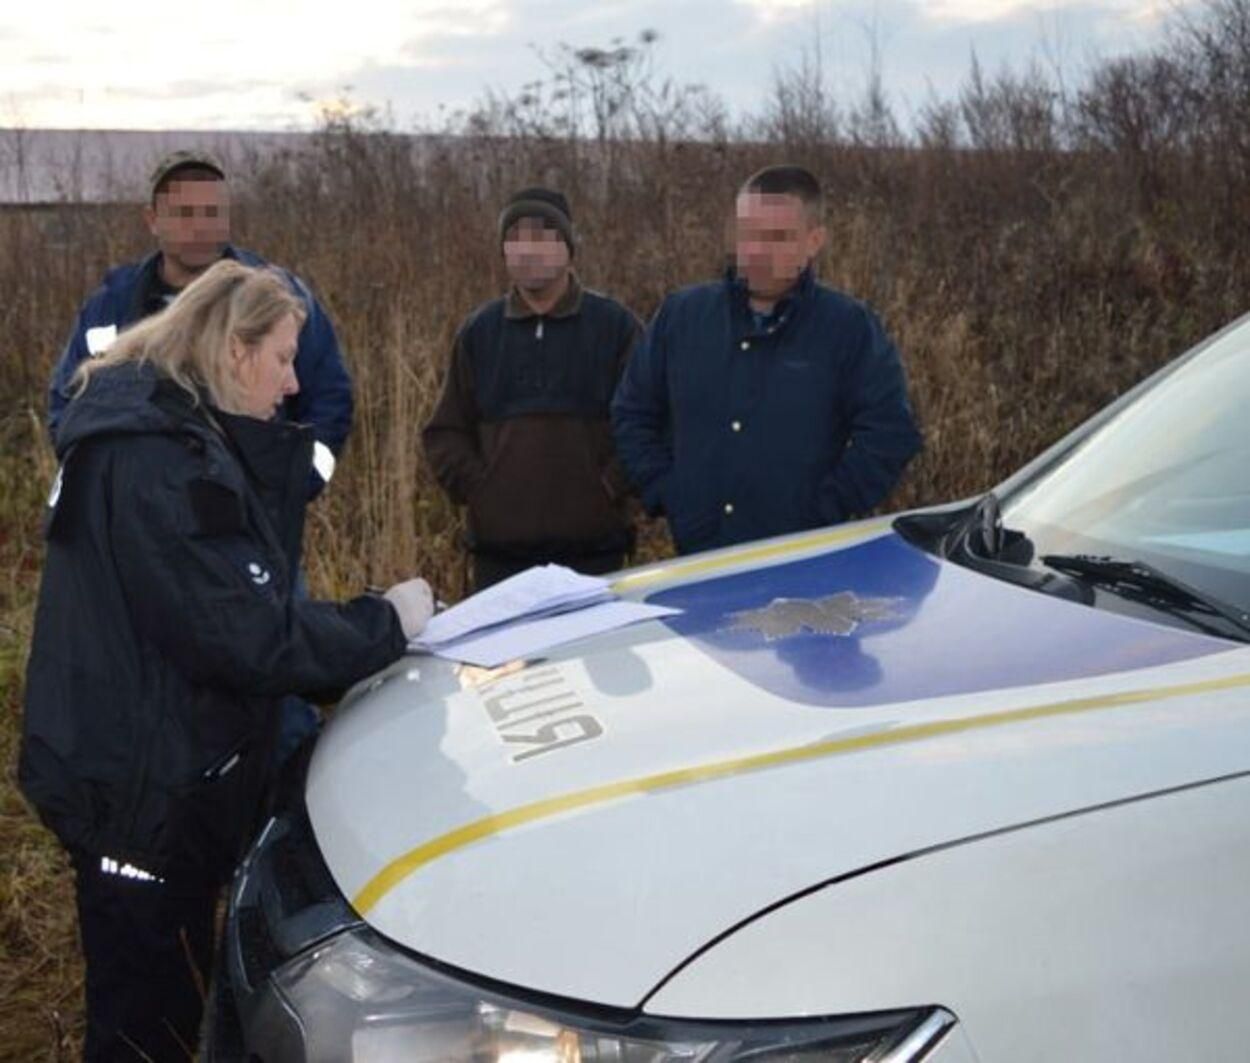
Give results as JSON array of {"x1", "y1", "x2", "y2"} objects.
[{"x1": 307, "y1": 521, "x2": 1250, "y2": 1009}]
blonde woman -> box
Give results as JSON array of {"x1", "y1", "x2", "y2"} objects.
[{"x1": 21, "y1": 260, "x2": 431, "y2": 1061}]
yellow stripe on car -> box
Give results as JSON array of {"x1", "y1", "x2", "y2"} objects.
[
  {"x1": 352, "y1": 668, "x2": 1250, "y2": 914},
  {"x1": 610, "y1": 519, "x2": 892, "y2": 595}
]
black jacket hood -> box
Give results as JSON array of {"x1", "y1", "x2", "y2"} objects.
[
  {"x1": 56, "y1": 360, "x2": 319, "y2": 573},
  {"x1": 54, "y1": 360, "x2": 199, "y2": 460}
]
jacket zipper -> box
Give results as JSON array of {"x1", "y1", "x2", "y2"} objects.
[
  {"x1": 536, "y1": 318, "x2": 544, "y2": 340},
  {"x1": 202, "y1": 744, "x2": 245, "y2": 782}
]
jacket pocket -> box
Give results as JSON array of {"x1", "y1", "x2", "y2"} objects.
[
  {"x1": 577, "y1": 420, "x2": 623, "y2": 511},
  {"x1": 125, "y1": 672, "x2": 271, "y2": 882},
  {"x1": 469, "y1": 418, "x2": 624, "y2": 549},
  {"x1": 662, "y1": 457, "x2": 721, "y2": 553},
  {"x1": 793, "y1": 474, "x2": 826, "y2": 530},
  {"x1": 160, "y1": 731, "x2": 270, "y2": 883},
  {"x1": 668, "y1": 505, "x2": 719, "y2": 553}
]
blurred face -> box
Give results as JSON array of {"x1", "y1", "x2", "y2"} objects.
[
  {"x1": 230, "y1": 313, "x2": 300, "y2": 420},
  {"x1": 503, "y1": 217, "x2": 570, "y2": 292},
  {"x1": 734, "y1": 191, "x2": 826, "y2": 302},
  {"x1": 144, "y1": 176, "x2": 231, "y2": 280}
]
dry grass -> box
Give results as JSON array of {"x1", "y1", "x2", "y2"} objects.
[
  {"x1": 5, "y1": 7, "x2": 1250, "y2": 1050},
  {"x1": 1, "y1": 407, "x2": 79, "y2": 1059}
]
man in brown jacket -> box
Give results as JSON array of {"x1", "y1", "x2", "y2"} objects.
[{"x1": 423, "y1": 188, "x2": 641, "y2": 591}]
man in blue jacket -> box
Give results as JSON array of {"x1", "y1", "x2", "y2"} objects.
[
  {"x1": 48, "y1": 149, "x2": 352, "y2": 500},
  {"x1": 612, "y1": 164, "x2": 922, "y2": 554}
]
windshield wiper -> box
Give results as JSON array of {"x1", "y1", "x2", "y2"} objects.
[
  {"x1": 1040, "y1": 553, "x2": 1250, "y2": 640},
  {"x1": 922, "y1": 493, "x2": 1094, "y2": 604}
]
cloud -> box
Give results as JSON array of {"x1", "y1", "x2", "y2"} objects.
[
  {"x1": 918, "y1": 0, "x2": 1054, "y2": 23},
  {"x1": 722, "y1": 0, "x2": 1196, "y2": 119},
  {"x1": 737, "y1": 0, "x2": 816, "y2": 22},
  {"x1": 0, "y1": 0, "x2": 1199, "y2": 130},
  {"x1": 0, "y1": 0, "x2": 512, "y2": 127},
  {"x1": 102, "y1": 79, "x2": 282, "y2": 102},
  {"x1": 917, "y1": 0, "x2": 1175, "y2": 24},
  {"x1": 363, "y1": 0, "x2": 780, "y2": 118}
]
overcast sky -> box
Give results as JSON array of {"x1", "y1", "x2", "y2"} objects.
[{"x1": 3, "y1": 1, "x2": 1191, "y2": 131}]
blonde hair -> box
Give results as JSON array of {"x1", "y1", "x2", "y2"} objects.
[{"x1": 74, "y1": 259, "x2": 306, "y2": 412}]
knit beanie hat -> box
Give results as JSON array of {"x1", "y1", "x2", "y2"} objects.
[{"x1": 498, "y1": 187, "x2": 575, "y2": 254}]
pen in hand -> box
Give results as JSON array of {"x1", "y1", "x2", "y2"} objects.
[{"x1": 366, "y1": 585, "x2": 446, "y2": 607}]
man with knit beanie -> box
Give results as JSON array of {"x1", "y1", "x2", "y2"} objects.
[{"x1": 423, "y1": 187, "x2": 641, "y2": 591}]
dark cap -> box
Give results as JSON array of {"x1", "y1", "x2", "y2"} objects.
[
  {"x1": 149, "y1": 149, "x2": 226, "y2": 199},
  {"x1": 498, "y1": 186, "x2": 575, "y2": 253}
]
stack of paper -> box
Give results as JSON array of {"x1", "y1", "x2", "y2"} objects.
[{"x1": 409, "y1": 564, "x2": 678, "y2": 668}]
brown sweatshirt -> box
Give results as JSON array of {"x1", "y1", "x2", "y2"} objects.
[{"x1": 423, "y1": 275, "x2": 641, "y2": 561}]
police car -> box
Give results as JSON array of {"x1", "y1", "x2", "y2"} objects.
[{"x1": 207, "y1": 314, "x2": 1250, "y2": 1062}]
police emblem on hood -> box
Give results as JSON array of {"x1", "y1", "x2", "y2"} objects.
[
  {"x1": 726, "y1": 591, "x2": 902, "y2": 640},
  {"x1": 653, "y1": 535, "x2": 1229, "y2": 708}
]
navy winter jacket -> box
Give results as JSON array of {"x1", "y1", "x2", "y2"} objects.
[
  {"x1": 22, "y1": 361, "x2": 405, "y2": 882},
  {"x1": 611, "y1": 269, "x2": 922, "y2": 554},
  {"x1": 48, "y1": 246, "x2": 353, "y2": 499}
]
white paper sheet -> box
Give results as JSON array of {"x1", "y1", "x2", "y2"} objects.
[
  {"x1": 424, "y1": 600, "x2": 679, "y2": 668},
  {"x1": 413, "y1": 564, "x2": 612, "y2": 650}
]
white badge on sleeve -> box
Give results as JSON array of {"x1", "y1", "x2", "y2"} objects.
[
  {"x1": 312, "y1": 441, "x2": 336, "y2": 484},
  {"x1": 85, "y1": 324, "x2": 118, "y2": 357},
  {"x1": 47, "y1": 466, "x2": 64, "y2": 509}
]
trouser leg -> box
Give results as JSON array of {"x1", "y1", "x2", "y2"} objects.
[
  {"x1": 471, "y1": 554, "x2": 531, "y2": 592},
  {"x1": 74, "y1": 855, "x2": 219, "y2": 1063},
  {"x1": 472, "y1": 551, "x2": 626, "y2": 593},
  {"x1": 569, "y1": 552, "x2": 625, "y2": 577}
]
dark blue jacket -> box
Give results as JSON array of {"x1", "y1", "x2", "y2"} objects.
[
  {"x1": 47, "y1": 246, "x2": 353, "y2": 499},
  {"x1": 22, "y1": 361, "x2": 404, "y2": 881},
  {"x1": 611, "y1": 269, "x2": 922, "y2": 554}
]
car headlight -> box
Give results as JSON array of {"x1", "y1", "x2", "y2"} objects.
[{"x1": 262, "y1": 925, "x2": 954, "y2": 1062}]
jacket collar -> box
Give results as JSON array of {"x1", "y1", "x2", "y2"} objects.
[
  {"x1": 144, "y1": 375, "x2": 310, "y2": 498},
  {"x1": 726, "y1": 264, "x2": 816, "y2": 337},
  {"x1": 126, "y1": 245, "x2": 243, "y2": 324},
  {"x1": 726, "y1": 263, "x2": 816, "y2": 310},
  {"x1": 205, "y1": 407, "x2": 312, "y2": 568},
  {"x1": 504, "y1": 271, "x2": 583, "y2": 320},
  {"x1": 207, "y1": 408, "x2": 311, "y2": 490}
]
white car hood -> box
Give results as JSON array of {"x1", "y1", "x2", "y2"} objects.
[{"x1": 307, "y1": 522, "x2": 1250, "y2": 1008}]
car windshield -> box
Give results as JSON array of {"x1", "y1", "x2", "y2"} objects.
[{"x1": 1000, "y1": 315, "x2": 1250, "y2": 615}]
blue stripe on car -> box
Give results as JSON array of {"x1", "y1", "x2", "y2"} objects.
[{"x1": 648, "y1": 533, "x2": 1233, "y2": 708}]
